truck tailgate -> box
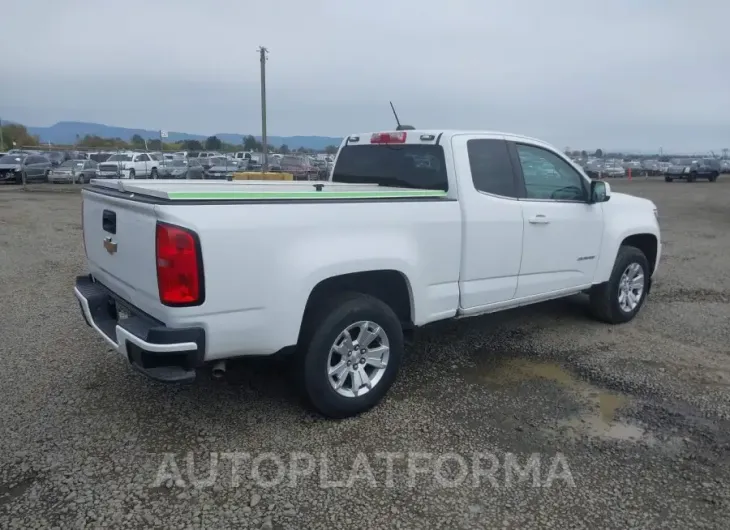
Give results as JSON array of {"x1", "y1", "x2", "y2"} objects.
[{"x1": 82, "y1": 189, "x2": 162, "y2": 318}]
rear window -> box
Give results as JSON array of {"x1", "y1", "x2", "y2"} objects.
[
  {"x1": 281, "y1": 156, "x2": 305, "y2": 166},
  {"x1": 89, "y1": 153, "x2": 110, "y2": 162},
  {"x1": 332, "y1": 145, "x2": 448, "y2": 191}
]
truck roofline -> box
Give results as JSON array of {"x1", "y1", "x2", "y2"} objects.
[{"x1": 343, "y1": 130, "x2": 552, "y2": 149}]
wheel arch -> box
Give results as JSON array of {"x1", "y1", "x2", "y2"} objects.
[
  {"x1": 594, "y1": 230, "x2": 659, "y2": 284},
  {"x1": 300, "y1": 270, "x2": 414, "y2": 338},
  {"x1": 621, "y1": 233, "x2": 658, "y2": 274}
]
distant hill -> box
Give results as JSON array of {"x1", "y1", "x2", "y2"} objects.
[{"x1": 25, "y1": 121, "x2": 342, "y2": 150}]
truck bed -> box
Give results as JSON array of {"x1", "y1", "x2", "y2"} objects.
[{"x1": 88, "y1": 179, "x2": 448, "y2": 201}]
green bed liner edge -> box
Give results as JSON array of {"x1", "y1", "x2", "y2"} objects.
[{"x1": 166, "y1": 189, "x2": 448, "y2": 200}]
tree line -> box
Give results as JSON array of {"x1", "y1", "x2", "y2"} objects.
[{"x1": 1, "y1": 124, "x2": 339, "y2": 155}]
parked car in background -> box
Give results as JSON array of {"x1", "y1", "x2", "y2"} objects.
[
  {"x1": 48, "y1": 159, "x2": 98, "y2": 184},
  {"x1": 266, "y1": 157, "x2": 282, "y2": 172},
  {"x1": 185, "y1": 158, "x2": 205, "y2": 179},
  {"x1": 664, "y1": 159, "x2": 693, "y2": 180},
  {"x1": 197, "y1": 155, "x2": 224, "y2": 172},
  {"x1": 721, "y1": 160, "x2": 730, "y2": 174},
  {"x1": 0, "y1": 153, "x2": 53, "y2": 183},
  {"x1": 623, "y1": 160, "x2": 642, "y2": 174},
  {"x1": 641, "y1": 159, "x2": 661, "y2": 176},
  {"x1": 311, "y1": 158, "x2": 329, "y2": 179},
  {"x1": 687, "y1": 159, "x2": 721, "y2": 182},
  {"x1": 45, "y1": 151, "x2": 70, "y2": 167},
  {"x1": 280, "y1": 155, "x2": 319, "y2": 180},
  {"x1": 158, "y1": 158, "x2": 187, "y2": 178},
  {"x1": 583, "y1": 159, "x2": 603, "y2": 178},
  {"x1": 664, "y1": 158, "x2": 720, "y2": 182},
  {"x1": 601, "y1": 160, "x2": 626, "y2": 178},
  {"x1": 97, "y1": 152, "x2": 160, "y2": 179},
  {"x1": 204, "y1": 157, "x2": 241, "y2": 179},
  {"x1": 195, "y1": 151, "x2": 221, "y2": 159},
  {"x1": 89, "y1": 152, "x2": 111, "y2": 163},
  {"x1": 246, "y1": 154, "x2": 262, "y2": 171},
  {"x1": 0, "y1": 153, "x2": 25, "y2": 183},
  {"x1": 160, "y1": 158, "x2": 205, "y2": 179},
  {"x1": 234, "y1": 151, "x2": 253, "y2": 161},
  {"x1": 658, "y1": 162, "x2": 671, "y2": 174}
]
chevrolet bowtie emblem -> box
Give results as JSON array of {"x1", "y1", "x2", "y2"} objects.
[{"x1": 103, "y1": 237, "x2": 118, "y2": 255}]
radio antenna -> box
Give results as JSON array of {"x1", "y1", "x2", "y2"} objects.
[
  {"x1": 389, "y1": 101, "x2": 415, "y2": 131},
  {"x1": 389, "y1": 101, "x2": 402, "y2": 129}
]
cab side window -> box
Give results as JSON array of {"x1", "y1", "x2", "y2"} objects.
[
  {"x1": 467, "y1": 139, "x2": 519, "y2": 198},
  {"x1": 515, "y1": 144, "x2": 587, "y2": 201},
  {"x1": 135, "y1": 154, "x2": 150, "y2": 162}
]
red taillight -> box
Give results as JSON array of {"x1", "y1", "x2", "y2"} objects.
[
  {"x1": 155, "y1": 222, "x2": 203, "y2": 306},
  {"x1": 370, "y1": 132, "x2": 407, "y2": 144}
]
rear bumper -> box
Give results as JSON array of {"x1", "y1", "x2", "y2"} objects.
[
  {"x1": 74, "y1": 275, "x2": 205, "y2": 383},
  {"x1": 49, "y1": 175, "x2": 76, "y2": 182}
]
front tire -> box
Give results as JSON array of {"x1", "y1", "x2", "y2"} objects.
[
  {"x1": 128, "y1": 169, "x2": 135, "y2": 180},
  {"x1": 708, "y1": 172, "x2": 718, "y2": 182},
  {"x1": 298, "y1": 293, "x2": 404, "y2": 418},
  {"x1": 589, "y1": 246, "x2": 650, "y2": 324},
  {"x1": 150, "y1": 167, "x2": 158, "y2": 179},
  {"x1": 665, "y1": 176, "x2": 673, "y2": 182},
  {"x1": 687, "y1": 172, "x2": 697, "y2": 182}
]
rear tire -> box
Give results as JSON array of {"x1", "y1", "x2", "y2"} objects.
[
  {"x1": 664, "y1": 176, "x2": 673, "y2": 182},
  {"x1": 687, "y1": 172, "x2": 697, "y2": 182},
  {"x1": 150, "y1": 167, "x2": 158, "y2": 179},
  {"x1": 297, "y1": 292, "x2": 404, "y2": 418},
  {"x1": 589, "y1": 246, "x2": 650, "y2": 324},
  {"x1": 128, "y1": 169, "x2": 135, "y2": 180},
  {"x1": 708, "y1": 172, "x2": 718, "y2": 182}
]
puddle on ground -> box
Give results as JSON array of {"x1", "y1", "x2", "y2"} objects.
[{"x1": 463, "y1": 358, "x2": 652, "y2": 443}]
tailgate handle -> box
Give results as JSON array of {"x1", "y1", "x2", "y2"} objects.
[{"x1": 102, "y1": 210, "x2": 116, "y2": 234}]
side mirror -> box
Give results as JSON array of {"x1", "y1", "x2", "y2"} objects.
[{"x1": 590, "y1": 180, "x2": 611, "y2": 203}]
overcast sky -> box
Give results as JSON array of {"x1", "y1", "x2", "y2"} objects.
[{"x1": 2, "y1": 0, "x2": 729, "y2": 151}]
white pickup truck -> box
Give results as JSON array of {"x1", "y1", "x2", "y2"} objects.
[
  {"x1": 97, "y1": 151, "x2": 160, "y2": 179},
  {"x1": 74, "y1": 129, "x2": 660, "y2": 418}
]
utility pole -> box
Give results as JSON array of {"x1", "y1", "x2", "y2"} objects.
[{"x1": 258, "y1": 46, "x2": 268, "y2": 172}]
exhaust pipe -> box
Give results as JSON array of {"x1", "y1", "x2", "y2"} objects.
[{"x1": 212, "y1": 360, "x2": 227, "y2": 379}]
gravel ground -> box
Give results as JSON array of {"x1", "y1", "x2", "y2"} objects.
[{"x1": 1, "y1": 179, "x2": 729, "y2": 529}]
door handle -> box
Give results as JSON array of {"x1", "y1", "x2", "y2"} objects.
[
  {"x1": 528, "y1": 214, "x2": 549, "y2": 224},
  {"x1": 102, "y1": 209, "x2": 117, "y2": 234}
]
